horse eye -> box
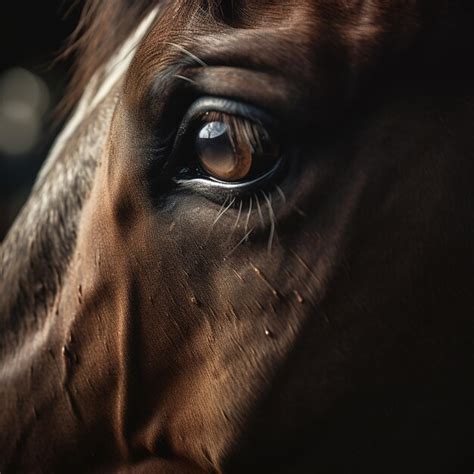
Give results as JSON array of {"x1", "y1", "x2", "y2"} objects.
[{"x1": 194, "y1": 113, "x2": 279, "y2": 183}]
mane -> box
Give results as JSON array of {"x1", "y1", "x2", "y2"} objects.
[
  {"x1": 0, "y1": 0, "x2": 161, "y2": 359},
  {"x1": 61, "y1": 0, "x2": 159, "y2": 113}
]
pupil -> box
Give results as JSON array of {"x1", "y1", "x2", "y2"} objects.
[{"x1": 196, "y1": 121, "x2": 247, "y2": 180}]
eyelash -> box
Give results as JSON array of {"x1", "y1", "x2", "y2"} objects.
[
  {"x1": 210, "y1": 189, "x2": 282, "y2": 255},
  {"x1": 202, "y1": 110, "x2": 266, "y2": 153}
]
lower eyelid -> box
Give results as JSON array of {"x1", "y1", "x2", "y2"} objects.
[{"x1": 174, "y1": 155, "x2": 285, "y2": 201}]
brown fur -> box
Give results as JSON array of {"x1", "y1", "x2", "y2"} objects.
[{"x1": 1, "y1": 1, "x2": 474, "y2": 472}]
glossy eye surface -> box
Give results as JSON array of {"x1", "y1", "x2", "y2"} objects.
[{"x1": 195, "y1": 111, "x2": 280, "y2": 183}]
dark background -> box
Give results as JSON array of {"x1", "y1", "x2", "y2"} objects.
[{"x1": 0, "y1": 1, "x2": 80, "y2": 240}]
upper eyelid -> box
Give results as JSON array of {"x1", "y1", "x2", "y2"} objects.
[
  {"x1": 171, "y1": 96, "x2": 278, "y2": 156},
  {"x1": 178, "y1": 98, "x2": 276, "y2": 138}
]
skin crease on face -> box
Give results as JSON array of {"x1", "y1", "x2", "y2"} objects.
[{"x1": 1, "y1": 0, "x2": 474, "y2": 472}]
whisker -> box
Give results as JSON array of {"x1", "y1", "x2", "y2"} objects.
[
  {"x1": 140, "y1": 146, "x2": 169, "y2": 154},
  {"x1": 165, "y1": 42, "x2": 208, "y2": 67},
  {"x1": 232, "y1": 200, "x2": 243, "y2": 232},
  {"x1": 210, "y1": 197, "x2": 235, "y2": 237},
  {"x1": 213, "y1": 197, "x2": 234, "y2": 226},
  {"x1": 294, "y1": 206, "x2": 307, "y2": 217},
  {"x1": 225, "y1": 227, "x2": 255, "y2": 258},
  {"x1": 262, "y1": 191, "x2": 276, "y2": 254},
  {"x1": 227, "y1": 200, "x2": 243, "y2": 244},
  {"x1": 275, "y1": 185, "x2": 287, "y2": 203},
  {"x1": 244, "y1": 196, "x2": 253, "y2": 240},
  {"x1": 204, "y1": 197, "x2": 228, "y2": 243},
  {"x1": 173, "y1": 74, "x2": 197, "y2": 86},
  {"x1": 255, "y1": 193, "x2": 264, "y2": 227}
]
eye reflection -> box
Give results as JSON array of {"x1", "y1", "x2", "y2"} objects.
[
  {"x1": 195, "y1": 112, "x2": 279, "y2": 183},
  {"x1": 196, "y1": 120, "x2": 252, "y2": 181},
  {"x1": 199, "y1": 121, "x2": 227, "y2": 140}
]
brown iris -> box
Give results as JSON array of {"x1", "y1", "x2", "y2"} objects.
[{"x1": 195, "y1": 112, "x2": 279, "y2": 182}]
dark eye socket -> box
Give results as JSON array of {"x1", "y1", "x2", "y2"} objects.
[{"x1": 169, "y1": 97, "x2": 283, "y2": 193}]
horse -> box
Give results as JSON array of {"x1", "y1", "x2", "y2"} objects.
[{"x1": 1, "y1": 0, "x2": 474, "y2": 472}]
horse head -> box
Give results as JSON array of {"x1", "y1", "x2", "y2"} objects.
[{"x1": 1, "y1": 1, "x2": 473, "y2": 472}]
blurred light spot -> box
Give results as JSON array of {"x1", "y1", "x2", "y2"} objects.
[{"x1": 0, "y1": 67, "x2": 50, "y2": 156}]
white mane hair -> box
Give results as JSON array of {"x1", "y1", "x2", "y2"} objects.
[{"x1": 0, "y1": 6, "x2": 160, "y2": 376}]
